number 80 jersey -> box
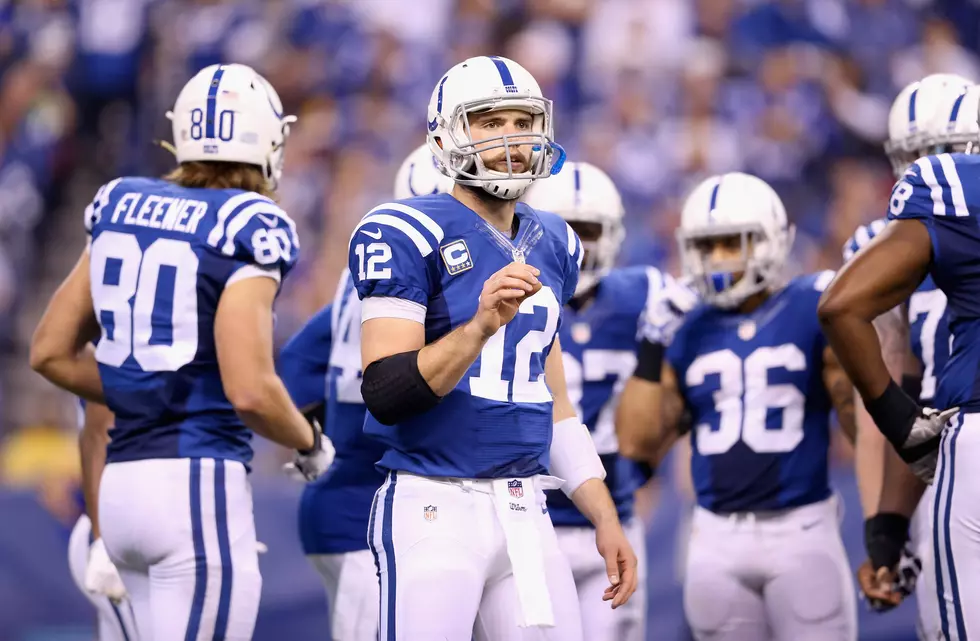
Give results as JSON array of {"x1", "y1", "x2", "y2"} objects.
[
  {"x1": 666, "y1": 272, "x2": 835, "y2": 513},
  {"x1": 348, "y1": 194, "x2": 582, "y2": 479},
  {"x1": 85, "y1": 177, "x2": 299, "y2": 465}
]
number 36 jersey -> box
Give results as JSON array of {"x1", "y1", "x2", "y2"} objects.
[
  {"x1": 348, "y1": 193, "x2": 582, "y2": 479},
  {"x1": 666, "y1": 272, "x2": 835, "y2": 513},
  {"x1": 84, "y1": 177, "x2": 299, "y2": 465}
]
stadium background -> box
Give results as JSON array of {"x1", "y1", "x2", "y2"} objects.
[{"x1": 0, "y1": 0, "x2": 973, "y2": 638}]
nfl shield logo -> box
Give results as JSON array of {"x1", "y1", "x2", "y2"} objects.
[
  {"x1": 508, "y1": 480, "x2": 524, "y2": 498},
  {"x1": 423, "y1": 505, "x2": 437, "y2": 522}
]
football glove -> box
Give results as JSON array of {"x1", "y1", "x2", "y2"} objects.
[
  {"x1": 283, "y1": 417, "x2": 335, "y2": 482},
  {"x1": 85, "y1": 538, "x2": 128, "y2": 602},
  {"x1": 639, "y1": 275, "x2": 699, "y2": 346},
  {"x1": 901, "y1": 406, "x2": 959, "y2": 483},
  {"x1": 892, "y1": 544, "x2": 922, "y2": 599}
]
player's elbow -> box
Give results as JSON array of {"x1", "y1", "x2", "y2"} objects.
[
  {"x1": 225, "y1": 375, "x2": 278, "y2": 418},
  {"x1": 816, "y1": 287, "x2": 850, "y2": 329},
  {"x1": 618, "y1": 426, "x2": 659, "y2": 463},
  {"x1": 616, "y1": 388, "x2": 660, "y2": 462},
  {"x1": 29, "y1": 333, "x2": 61, "y2": 379}
]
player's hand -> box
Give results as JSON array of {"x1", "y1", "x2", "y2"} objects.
[
  {"x1": 639, "y1": 274, "x2": 699, "y2": 346},
  {"x1": 85, "y1": 538, "x2": 128, "y2": 603},
  {"x1": 595, "y1": 522, "x2": 638, "y2": 609},
  {"x1": 893, "y1": 544, "x2": 923, "y2": 599},
  {"x1": 900, "y1": 406, "x2": 958, "y2": 483},
  {"x1": 284, "y1": 418, "x2": 335, "y2": 482},
  {"x1": 473, "y1": 262, "x2": 542, "y2": 339},
  {"x1": 857, "y1": 560, "x2": 902, "y2": 612}
]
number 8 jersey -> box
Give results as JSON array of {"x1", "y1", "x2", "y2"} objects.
[
  {"x1": 348, "y1": 193, "x2": 582, "y2": 479},
  {"x1": 666, "y1": 272, "x2": 835, "y2": 513},
  {"x1": 85, "y1": 177, "x2": 299, "y2": 465}
]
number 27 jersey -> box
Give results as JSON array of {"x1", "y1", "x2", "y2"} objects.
[
  {"x1": 348, "y1": 194, "x2": 582, "y2": 479},
  {"x1": 85, "y1": 176, "x2": 299, "y2": 465}
]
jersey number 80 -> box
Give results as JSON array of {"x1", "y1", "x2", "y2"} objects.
[{"x1": 90, "y1": 232, "x2": 199, "y2": 372}]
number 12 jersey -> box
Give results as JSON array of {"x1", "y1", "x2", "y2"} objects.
[{"x1": 348, "y1": 194, "x2": 582, "y2": 480}]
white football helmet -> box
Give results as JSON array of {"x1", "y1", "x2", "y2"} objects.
[
  {"x1": 885, "y1": 73, "x2": 978, "y2": 177},
  {"x1": 166, "y1": 63, "x2": 296, "y2": 190},
  {"x1": 393, "y1": 143, "x2": 455, "y2": 200},
  {"x1": 677, "y1": 172, "x2": 794, "y2": 309},
  {"x1": 426, "y1": 55, "x2": 566, "y2": 200},
  {"x1": 522, "y1": 161, "x2": 625, "y2": 295}
]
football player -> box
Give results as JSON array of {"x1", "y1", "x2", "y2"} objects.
[
  {"x1": 521, "y1": 161, "x2": 659, "y2": 641},
  {"x1": 30, "y1": 63, "x2": 332, "y2": 639},
  {"x1": 841, "y1": 74, "x2": 974, "y2": 639},
  {"x1": 277, "y1": 143, "x2": 451, "y2": 641},
  {"x1": 67, "y1": 400, "x2": 138, "y2": 640},
  {"x1": 819, "y1": 84, "x2": 980, "y2": 640},
  {"x1": 349, "y1": 56, "x2": 637, "y2": 640},
  {"x1": 618, "y1": 172, "x2": 859, "y2": 641}
]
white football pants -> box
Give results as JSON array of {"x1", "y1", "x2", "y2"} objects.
[
  {"x1": 308, "y1": 550, "x2": 379, "y2": 641},
  {"x1": 683, "y1": 495, "x2": 856, "y2": 641},
  {"x1": 554, "y1": 517, "x2": 646, "y2": 641},
  {"x1": 99, "y1": 458, "x2": 261, "y2": 641},
  {"x1": 910, "y1": 480, "x2": 938, "y2": 641},
  {"x1": 68, "y1": 514, "x2": 140, "y2": 641},
  {"x1": 931, "y1": 412, "x2": 980, "y2": 641},
  {"x1": 369, "y1": 471, "x2": 583, "y2": 641}
]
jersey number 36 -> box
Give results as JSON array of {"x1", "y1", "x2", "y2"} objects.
[{"x1": 687, "y1": 344, "x2": 806, "y2": 456}]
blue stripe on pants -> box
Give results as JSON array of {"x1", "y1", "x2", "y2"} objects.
[
  {"x1": 382, "y1": 472, "x2": 398, "y2": 641},
  {"x1": 185, "y1": 459, "x2": 208, "y2": 641},
  {"x1": 934, "y1": 426, "x2": 950, "y2": 638},
  {"x1": 109, "y1": 600, "x2": 132, "y2": 641},
  {"x1": 943, "y1": 418, "x2": 967, "y2": 639},
  {"x1": 213, "y1": 460, "x2": 233, "y2": 640}
]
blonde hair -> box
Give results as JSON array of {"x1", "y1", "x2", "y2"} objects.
[{"x1": 165, "y1": 161, "x2": 274, "y2": 199}]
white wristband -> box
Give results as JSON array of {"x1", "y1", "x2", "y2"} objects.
[{"x1": 549, "y1": 417, "x2": 606, "y2": 498}]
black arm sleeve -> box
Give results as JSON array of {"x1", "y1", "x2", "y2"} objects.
[
  {"x1": 361, "y1": 350, "x2": 442, "y2": 426},
  {"x1": 633, "y1": 339, "x2": 664, "y2": 382}
]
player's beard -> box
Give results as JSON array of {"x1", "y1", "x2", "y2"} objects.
[{"x1": 458, "y1": 182, "x2": 523, "y2": 225}]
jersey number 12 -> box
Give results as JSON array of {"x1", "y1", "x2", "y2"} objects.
[{"x1": 470, "y1": 286, "x2": 560, "y2": 403}]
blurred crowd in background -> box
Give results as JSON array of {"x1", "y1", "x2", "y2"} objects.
[
  {"x1": 0, "y1": 0, "x2": 972, "y2": 637},
  {"x1": 2, "y1": 0, "x2": 979, "y2": 497}
]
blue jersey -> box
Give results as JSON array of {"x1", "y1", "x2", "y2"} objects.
[
  {"x1": 280, "y1": 271, "x2": 383, "y2": 554},
  {"x1": 842, "y1": 219, "x2": 951, "y2": 406},
  {"x1": 888, "y1": 153, "x2": 980, "y2": 411},
  {"x1": 85, "y1": 177, "x2": 299, "y2": 465},
  {"x1": 546, "y1": 266, "x2": 660, "y2": 527},
  {"x1": 348, "y1": 194, "x2": 582, "y2": 479},
  {"x1": 667, "y1": 272, "x2": 836, "y2": 513}
]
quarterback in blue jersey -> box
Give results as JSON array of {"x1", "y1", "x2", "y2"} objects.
[
  {"x1": 820, "y1": 88, "x2": 980, "y2": 641},
  {"x1": 278, "y1": 144, "x2": 451, "y2": 641},
  {"x1": 31, "y1": 64, "x2": 332, "y2": 639},
  {"x1": 840, "y1": 71, "x2": 970, "y2": 640},
  {"x1": 522, "y1": 161, "x2": 656, "y2": 641},
  {"x1": 620, "y1": 172, "x2": 859, "y2": 641},
  {"x1": 350, "y1": 56, "x2": 637, "y2": 641}
]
